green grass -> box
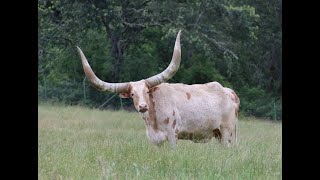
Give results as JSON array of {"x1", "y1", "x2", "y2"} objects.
[{"x1": 38, "y1": 103, "x2": 282, "y2": 179}]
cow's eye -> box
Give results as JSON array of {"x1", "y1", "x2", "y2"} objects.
[
  {"x1": 147, "y1": 91, "x2": 150, "y2": 94},
  {"x1": 131, "y1": 93, "x2": 134, "y2": 96}
]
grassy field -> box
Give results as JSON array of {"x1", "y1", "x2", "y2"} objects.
[{"x1": 38, "y1": 104, "x2": 282, "y2": 179}]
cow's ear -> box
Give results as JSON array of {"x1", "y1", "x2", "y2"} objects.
[
  {"x1": 119, "y1": 92, "x2": 130, "y2": 98},
  {"x1": 148, "y1": 86, "x2": 159, "y2": 94}
]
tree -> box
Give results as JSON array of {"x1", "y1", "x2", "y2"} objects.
[{"x1": 38, "y1": 0, "x2": 282, "y2": 119}]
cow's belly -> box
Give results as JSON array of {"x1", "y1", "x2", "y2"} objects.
[
  {"x1": 176, "y1": 94, "x2": 232, "y2": 132},
  {"x1": 177, "y1": 101, "x2": 224, "y2": 133}
]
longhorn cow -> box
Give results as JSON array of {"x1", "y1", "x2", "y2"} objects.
[{"x1": 76, "y1": 30, "x2": 239, "y2": 148}]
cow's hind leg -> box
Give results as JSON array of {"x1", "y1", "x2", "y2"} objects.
[{"x1": 220, "y1": 127, "x2": 232, "y2": 147}]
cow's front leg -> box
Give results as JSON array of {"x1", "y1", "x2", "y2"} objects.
[
  {"x1": 167, "y1": 128, "x2": 177, "y2": 149},
  {"x1": 167, "y1": 119, "x2": 178, "y2": 149}
]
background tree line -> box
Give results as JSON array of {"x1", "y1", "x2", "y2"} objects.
[{"x1": 38, "y1": 0, "x2": 282, "y2": 120}]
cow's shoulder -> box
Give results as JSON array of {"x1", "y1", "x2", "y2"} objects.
[
  {"x1": 204, "y1": 81, "x2": 227, "y2": 95},
  {"x1": 149, "y1": 83, "x2": 173, "y2": 94},
  {"x1": 205, "y1": 81, "x2": 224, "y2": 90}
]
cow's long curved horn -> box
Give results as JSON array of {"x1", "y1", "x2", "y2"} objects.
[
  {"x1": 77, "y1": 46, "x2": 129, "y2": 93},
  {"x1": 145, "y1": 30, "x2": 181, "y2": 87}
]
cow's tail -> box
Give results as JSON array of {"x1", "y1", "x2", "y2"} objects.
[{"x1": 234, "y1": 121, "x2": 238, "y2": 146}]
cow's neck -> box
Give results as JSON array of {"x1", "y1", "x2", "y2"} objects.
[
  {"x1": 142, "y1": 94, "x2": 158, "y2": 131},
  {"x1": 141, "y1": 108, "x2": 167, "y2": 145}
]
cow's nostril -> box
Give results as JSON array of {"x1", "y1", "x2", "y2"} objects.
[
  {"x1": 139, "y1": 104, "x2": 148, "y2": 109},
  {"x1": 138, "y1": 104, "x2": 148, "y2": 113}
]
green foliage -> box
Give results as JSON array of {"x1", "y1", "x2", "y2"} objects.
[
  {"x1": 178, "y1": 54, "x2": 230, "y2": 87},
  {"x1": 121, "y1": 39, "x2": 162, "y2": 82},
  {"x1": 238, "y1": 86, "x2": 282, "y2": 120},
  {"x1": 38, "y1": 0, "x2": 282, "y2": 119}
]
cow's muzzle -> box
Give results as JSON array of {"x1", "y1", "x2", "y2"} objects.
[{"x1": 138, "y1": 104, "x2": 148, "y2": 113}]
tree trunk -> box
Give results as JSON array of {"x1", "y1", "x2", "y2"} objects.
[{"x1": 107, "y1": 27, "x2": 123, "y2": 83}]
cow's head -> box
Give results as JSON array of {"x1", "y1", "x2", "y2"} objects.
[{"x1": 77, "y1": 30, "x2": 181, "y2": 113}]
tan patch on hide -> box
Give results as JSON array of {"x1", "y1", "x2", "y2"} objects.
[
  {"x1": 172, "y1": 120, "x2": 176, "y2": 128},
  {"x1": 163, "y1": 118, "x2": 169, "y2": 124},
  {"x1": 186, "y1": 92, "x2": 191, "y2": 100},
  {"x1": 147, "y1": 93, "x2": 158, "y2": 131}
]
